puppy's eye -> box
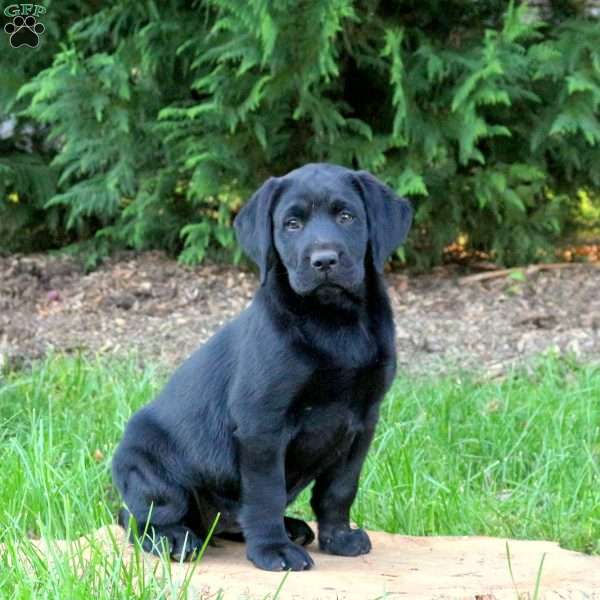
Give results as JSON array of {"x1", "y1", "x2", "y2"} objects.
[
  {"x1": 285, "y1": 217, "x2": 303, "y2": 231},
  {"x1": 337, "y1": 211, "x2": 354, "y2": 224}
]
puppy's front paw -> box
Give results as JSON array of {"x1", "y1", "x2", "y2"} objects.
[
  {"x1": 247, "y1": 541, "x2": 314, "y2": 571},
  {"x1": 319, "y1": 527, "x2": 371, "y2": 556}
]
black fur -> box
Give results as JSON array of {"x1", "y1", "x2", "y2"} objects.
[{"x1": 112, "y1": 163, "x2": 412, "y2": 571}]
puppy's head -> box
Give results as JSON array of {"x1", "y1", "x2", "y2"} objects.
[{"x1": 234, "y1": 163, "x2": 412, "y2": 297}]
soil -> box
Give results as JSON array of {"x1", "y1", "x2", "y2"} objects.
[{"x1": 1, "y1": 251, "x2": 599, "y2": 375}]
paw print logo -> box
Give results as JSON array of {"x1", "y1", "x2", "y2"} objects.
[{"x1": 4, "y1": 15, "x2": 45, "y2": 48}]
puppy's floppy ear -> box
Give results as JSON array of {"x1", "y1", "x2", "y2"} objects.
[
  {"x1": 353, "y1": 170, "x2": 413, "y2": 273},
  {"x1": 234, "y1": 177, "x2": 281, "y2": 285}
]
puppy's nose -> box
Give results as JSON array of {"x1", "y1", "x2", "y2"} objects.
[{"x1": 310, "y1": 249, "x2": 339, "y2": 272}]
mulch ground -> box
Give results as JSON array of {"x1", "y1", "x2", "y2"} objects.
[{"x1": 1, "y1": 251, "x2": 599, "y2": 375}]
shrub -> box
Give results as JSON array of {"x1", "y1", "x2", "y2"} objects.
[
  {"x1": 1, "y1": 0, "x2": 599, "y2": 268},
  {"x1": 0, "y1": 1, "x2": 98, "y2": 254}
]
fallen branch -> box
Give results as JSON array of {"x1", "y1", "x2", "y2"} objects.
[{"x1": 458, "y1": 262, "x2": 598, "y2": 285}]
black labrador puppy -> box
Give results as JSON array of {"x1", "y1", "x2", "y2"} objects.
[{"x1": 112, "y1": 163, "x2": 412, "y2": 571}]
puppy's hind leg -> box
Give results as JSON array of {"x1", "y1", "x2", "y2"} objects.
[
  {"x1": 215, "y1": 517, "x2": 314, "y2": 546},
  {"x1": 284, "y1": 516, "x2": 315, "y2": 546},
  {"x1": 114, "y1": 461, "x2": 204, "y2": 561}
]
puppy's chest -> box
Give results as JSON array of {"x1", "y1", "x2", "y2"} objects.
[{"x1": 287, "y1": 366, "x2": 384, "y2": 449}]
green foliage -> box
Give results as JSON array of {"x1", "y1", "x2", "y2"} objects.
[
  {"x1": 0, "y1": 1, "x2": 94, "y2": 252},
  {"x1": 0, "y1": 152, "x2": 60, "y2": 252},
  {"x1": 1, "y1": 1, "x2": 599, "y2": 267}
]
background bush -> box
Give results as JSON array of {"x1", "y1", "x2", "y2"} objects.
[{"x1": 1, "y1": 0, "x2": 599, "y2": 269}]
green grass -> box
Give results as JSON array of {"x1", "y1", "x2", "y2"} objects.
[{"x1": 0, "y1": 353, "x2": 599, "y2": 598}]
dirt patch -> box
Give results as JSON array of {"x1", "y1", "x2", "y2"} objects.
[
  {"x1": 1, "y1": 251, "x2": 599, "y2": 374},
  {"x1": 14, "y1": 525, "x2": 600, "y2": 599}
]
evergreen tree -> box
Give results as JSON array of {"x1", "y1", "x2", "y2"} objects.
[{"x1": 1, "y1": 0, "x2": 598, "y2": 268}]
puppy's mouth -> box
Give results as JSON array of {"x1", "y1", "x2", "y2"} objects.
[
  {"x1": 313, "y1": 278, "x2": 367, "y2": 302},
  {"x1": 314, "y1": 282, "x2": 346, "y2": 297},
  {"x1": 291, "y1": 277, "x2": 351, "y2": 297},
  {"x1": 314, "y1": 281, "x2": 344, "y2": 293},
  {"x1": 309, "y1": 272, "x2": 350, "y2": 291},
  {"x1": 285, "y1": 264, "x2": 365, "y2": 300}
]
